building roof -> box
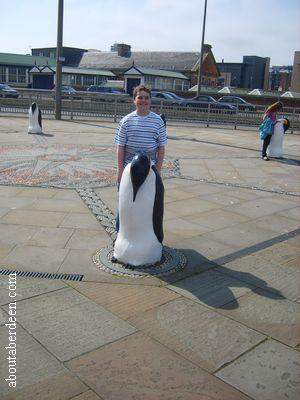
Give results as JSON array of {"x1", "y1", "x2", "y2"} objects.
[
  {"x1": 79, "y1": 46, "x2": 212, "y2": 72},
  {"x1": 0, "y1": 52, "x2": 56, "y2": 67},
  {"x1": 59, "y1": 66, "x2": 115, "y2": 76},
  {"x1": 124, "y1": 66, "x2": 189, "y2": 79}
]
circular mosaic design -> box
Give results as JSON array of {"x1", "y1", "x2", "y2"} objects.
[
  {"x1": 93, "y1": 245, "x2": 187, "y2": 278},
  {"x1": 0, "y1": 144, "x2": 179, "y2": 188}
]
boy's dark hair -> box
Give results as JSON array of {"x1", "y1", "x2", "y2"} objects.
[{"x1": 133, "y1": 85, "x2": 151, "y2": 99}]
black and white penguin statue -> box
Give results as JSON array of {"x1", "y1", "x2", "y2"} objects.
[
  {"x1": 28, "y1": 102, "x2": 43, "y2": 134},
  {"x1": 267, "y1": 118, "x2": 289, "y2": 158},
  {"x1": 113, "y1": 153, "x2": 164, "y2": 267}
]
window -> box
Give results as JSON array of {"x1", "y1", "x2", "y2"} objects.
[
  {"x1": 17, "y1": 67, "x2": 26, "y2": 83},
  {"x1": 8, "y1": 67, "x2": 17, "y2": 82},
  {"x1": 83, "y1": 75, "x2": 95, "y2": 86},
  {"x1": 0, "y1": 66, "x2": 6, "y2": 82},
  {"x1": 96, "y1": 76, "x2": 106, "y2": 85}
]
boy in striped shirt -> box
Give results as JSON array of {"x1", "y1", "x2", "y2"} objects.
[{"x1": 115, "y1": 85, "x2": 167, "y2": 184}]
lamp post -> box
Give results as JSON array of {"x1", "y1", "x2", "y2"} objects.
[
  {"x1": 197, "y1": 0, "x2": 208, "y2": 96},
  {"x1": 55, "y1": 0, "x2": 64, "y2": 120}
]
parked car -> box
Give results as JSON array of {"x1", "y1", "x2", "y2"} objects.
[
  {"x1": 178, "y1": 94, "x2": 237, "y2": 113},
  {"x1": 86, "y1": 85, "x2": 124, "y2": 94},
  {"x1": 217, "y1": 96, "x2": 256, "y2": 111},
  {"x1": 52, "y1": 85, "x2": 81, "y2": 99},
  {"x1": 0, "y1": 83, "x2": 19, "y2": 98},
  {"x1": 151, "y1": 91, "x2": 183, "y2": 105}
]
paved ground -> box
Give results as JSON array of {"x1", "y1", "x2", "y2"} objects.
[{"x1": 0, "y1": 115, "x2": 299, "y2": 399}]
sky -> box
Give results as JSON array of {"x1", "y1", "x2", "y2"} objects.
[{"x1": 2, "y1": 0, "x2": 300, "y2": 66}]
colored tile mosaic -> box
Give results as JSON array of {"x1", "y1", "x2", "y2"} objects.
[
  {"x1": 93, "y1": 245, "x2": 187, "y2": 278},
  {"x1": 0, "y1": 144, "x2": 180, "y2": 188}
]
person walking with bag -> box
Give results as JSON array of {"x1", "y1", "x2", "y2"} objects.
[{"x1": 260, "y1": 101, "x2": 283, "y2": 161}]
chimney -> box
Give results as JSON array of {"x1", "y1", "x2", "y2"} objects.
[{"x1": 117, "y1": 43, "x2": 131, "y2": 57}]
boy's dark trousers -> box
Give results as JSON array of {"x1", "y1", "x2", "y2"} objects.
[{"x1": 262, "y1": 134, "x2": 272, "y2": 158}]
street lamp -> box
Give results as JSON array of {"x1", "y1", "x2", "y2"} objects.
[
  {"x1": 55, "y1": 0, "x2": 64, "y2": 120},
  {"x1": 197, "y1": 0, "x2": 208, "y2": 96}
]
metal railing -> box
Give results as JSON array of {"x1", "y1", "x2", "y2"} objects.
[{"x1": 1, "y1": 88, "x2": 299, "y2": 132}]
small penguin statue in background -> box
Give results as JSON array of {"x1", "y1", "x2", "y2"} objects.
[
  {"x1": 28, "y1": 102, "x2": 43, "y2": 134},
  {"x1": 267, "y1": 118, "x2": 289, "y2": 158},
  {"x1": 113, "y1": 153, "x2": 164, "y2": 267}
]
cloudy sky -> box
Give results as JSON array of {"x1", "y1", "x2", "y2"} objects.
[{"x1": 2, "y1": 0, "x2": 299, "y2": 65}]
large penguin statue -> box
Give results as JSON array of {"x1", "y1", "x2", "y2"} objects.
[
  {"x1": 113, "y1": 153, "x2": 164, "y2": 267},
  {"x1": 28, "y1": 102, "x2": 43, "y2": 134},
  {"x1": 267, "y1": 118, "x2": 289, "y2": 158}
]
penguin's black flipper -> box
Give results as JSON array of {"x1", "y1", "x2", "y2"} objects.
[
  {"x1": 152, "y1": 165, "x2": 164, "y2": 243},
  {"x1": 38, "y1": 109, "x2": 42, "y2": 129}
]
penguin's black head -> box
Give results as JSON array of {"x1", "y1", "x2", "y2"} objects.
[
  {"x1": 283, "y1": 118, "x2": 290, "y2": 133},
  {"x1": 130, "y1": 153, "x2": 151, "y2": 202},
  {"x1": 31, "y1": 102, "x2": 37, "y2": 113}
]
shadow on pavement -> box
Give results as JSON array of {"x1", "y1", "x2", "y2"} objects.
[
  {"x1": 28, "y1": 132, "x2": 54, "y2": 137},
  {"x1": 271, "y1": 157, "x2": 300, "y2": 166},
  {"x1": 161, "y1": 248, "x2": 285, "y2": 311}
]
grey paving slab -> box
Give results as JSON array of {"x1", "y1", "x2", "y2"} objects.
[
  {"x1": 1, "y1": 209, "x2": 67, "y2": 228},
  {"x1": 166, "y1": 197, "x2": 220, "y2": 217},
  {"x1": 17, "y1": 187, "x2": 59, "y2": 198},
  {"x1": 246, "y1": 214, "x2": 300, "y2": 234},
  {"x1": 1, "y1": 372, "x2": 89, "y2": 400},
  {"x1": 184, "y1": 208, "x2": 250, "y2": 231},
  {"x1": 0, "y1": 207, "x2": 9, "y2": 218},
  {"x1": 202, "y1": 222, "x2": 279, "y2": 250},
  {"x1": 67, "y1": 332, "x2": 251, "y2": 400},
  {"x1": 0, "y1": 244, "x2": 15, "y2": 262},
  {"x1": 65, "y1": 228, "x2": 111, "y2": 250},
  {"x1": 26, "y1": 226, "x2": 74, "y2": 248},
  {"x1": 69, "y1": 391, "x2": 104, "y2": 400},
  {"x1": 254, "y1": 240, "x2": 300, "y2": 266},
  {"x1": 0, "y1": 324, "x2": 67, "y2": 396},
  {"x1": 167, "y1": 269, "x2": 255, "y2": 309},
  {"x1": 0, "y1": 186, "x2": 23, "y2": 197},
  {"x1": 3, "y1": 245, "x2": 69, "y2": 273},
  {"x1": 0, "y1": 276, "x2": 67, "y2": 305},
  {"x1": 4, "y1": 288, "x2": 137, "y2": 361},
  {"x1": 0, "y1": 196, "x2": 36, "y2": 210},
  {"x1": 27, "y1": 198, "x2": 91, "y2": 213},
  {"x1": 0, "y1": 224, "x2": 38, "y2": 245},
  {"x1": 129, "y1": 298, "x2": 265, "y2": 372},
  {"x1": 225, "y1": 197, "x2": 298, "y2": 219},
  {"x1": 173, "y1": 235, "x2": 237, "y2": 261},
  {"x1": 278, "y1": 206, "x2": 300, "y2": 221},
  {"x1": 219, "y1": 288, "x2": 300, "y2": 347},
  {"x1": 218, "y1": 255, "x2": 300, "y2": 301},
  {"x1": 0, "y1": 307, "x2": 6, "y2": 326},
  {"x1": 59, "y1": 212, "x2": 103, "y2": 230},
  {"x1": 216, "y1": 339, "x2": 300, "y2": 400}
]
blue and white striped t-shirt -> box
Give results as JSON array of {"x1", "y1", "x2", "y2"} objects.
[{"x1": 114, "y1": 111, "x2": 167, "y2": 164}]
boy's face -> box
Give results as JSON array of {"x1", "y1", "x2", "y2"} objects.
[{"x1": 134, "y1": 90, "x2": 151, "y2": 115}]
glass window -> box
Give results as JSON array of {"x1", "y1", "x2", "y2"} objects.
[
  {"x1": 17, "y1": 67, "x2": 26, "y2": 83},
  {"x1": 0, "y1": 66, "x2": 7, "y2": 82},
  {"x1": 8, "y1": 67, "x2": 17, "y2": 82},
  {"x1": 83, "y1": 75, "x2": 95, "y2": 86}
]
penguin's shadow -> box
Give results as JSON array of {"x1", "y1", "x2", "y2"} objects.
[
  {"x1": 160, "y1": 248, "x2": 285, "y2": 310},
  {"x1": 28, "y1": 132, "x2": 54, "y2": 137},
  {"x1": 270, "y1": 157, "x2": 300, "y2": 166}
]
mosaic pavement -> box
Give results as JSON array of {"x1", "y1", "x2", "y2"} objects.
[{"x1": 0, "y1": 143, "x2": 180, "y2": 188}]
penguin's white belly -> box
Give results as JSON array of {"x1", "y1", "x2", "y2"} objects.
[
  {"x1": 267, "y1": 122, "x2": 284, "y2": 157},
  {"x1": 114, "y1": 165, "x2": 162, "y2": 266},
  {"x1": 28, "y1": 110, "x2": 42, "y2": 133}
]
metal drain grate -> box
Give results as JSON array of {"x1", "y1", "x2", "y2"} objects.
[{"x1": 0, "y1": 268, "x2": 83, "y2": 281}]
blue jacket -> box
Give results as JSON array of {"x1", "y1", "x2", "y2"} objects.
[{"x1": 259, "y1": 117, "x2": 274, "y2": 140}]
